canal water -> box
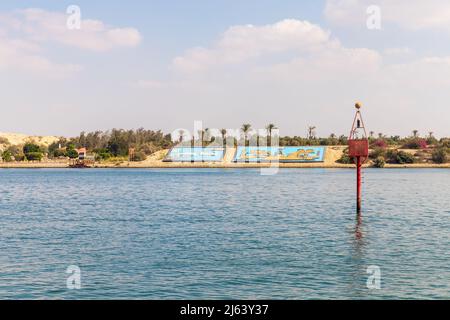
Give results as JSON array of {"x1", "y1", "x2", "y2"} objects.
[{"x1": 0, "y1": 168, "x2": 448, "y2": 299}]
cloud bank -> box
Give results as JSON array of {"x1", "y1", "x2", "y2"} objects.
[
  {"x1": 167, "y1": 18, "x2": 450, "y2": 136},
  {"x1": 0, "y1": 8, "x2": 142, "y2": 76},
  {"x1": 325, "y1": 0, "x2": 450, "y2": 32}
]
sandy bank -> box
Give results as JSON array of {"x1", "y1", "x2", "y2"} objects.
[
  {"x1": 1, "y1": 147, "x2": 448, "y2": 169},
  {"x1": 0, "y1": 132, "x2": 59, "y2": 147}
]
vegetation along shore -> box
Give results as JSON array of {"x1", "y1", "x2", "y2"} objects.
[{"x1": 0, "y1": 126, "x2": 449, "y2": 168}]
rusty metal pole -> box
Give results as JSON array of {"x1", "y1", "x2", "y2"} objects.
[
  {"x1": 356, "y1": 156, "x2": 362, "y2": 213},
  {"x1": 349, "y1": 102, "x2": 369, "y2": 214}
]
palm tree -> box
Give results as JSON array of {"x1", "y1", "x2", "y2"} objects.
[
  {"x1": 266, "y1": 124, "x2": 277, "y2": 146},
  {"x1": 307, "y1": 126, "x2": 316, "y2": 140},
  {"x1": 428, "y1": 131, "x2": 434, "y2": 139},
  {"x1": 369, "y1": 131, "x2": 375, "y2": 138},
  {"x1": 378, "y1": 133, "x2": 383, "y2": 139},
  {"x1": 241, "y1": 124, "x2": 252, "y2": 147},
  {"x1": 204, "y1": 128, "x2": 211, "y2": 145},
  {"x1": 178, "y1": 129, "x2": 185, "y2": 144},
  {"x1": 412, "y1": 130, "x2": 419, "y2": 138},
  {"x1": 220, "y1": 129, "x2": 227, "y2": 149},
  {"x1": 197, "y1": 130, "x2": 205, "y2": 147}
]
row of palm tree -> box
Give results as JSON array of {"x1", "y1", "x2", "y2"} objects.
[
  {"x1": 370, "y1": 130, "x2": 435, "y2": 139},
  {"x1": 177, "y1": 127, "x2": 445, "y2": 149},
  {"x1": 177, "y1": 124, "x2": 279, "y2": 148},
  {"x1": 182, "y1": 127, "x2": 435, "y2": 144}
]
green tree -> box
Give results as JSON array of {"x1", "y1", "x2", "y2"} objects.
[
  {"x1": 67, "y1": 149, "x2": 79, "y2": 159},
  {"x1": 2, "y1": 150, "x2": 13, "y2": 162},
  {"x1": 26, "y1": 152, "x2": 43, "y2": 161},
  {"x1": 23, "y1": 143, "x2": 40, "y2": 154},
  {"x1": 23, "y1": 143, "x2": 43, "y2": 161},
  {"x1": 107, "y1": 129, "x2": 129, "y2": 156}
]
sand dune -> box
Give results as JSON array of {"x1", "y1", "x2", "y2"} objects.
[{"x1": 0, "y1": 132, "x2": 60, "y2": 147}]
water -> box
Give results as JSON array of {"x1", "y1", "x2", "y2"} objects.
[{"x1": 0, "y1": 168, "x2": 449, "y2": 299}]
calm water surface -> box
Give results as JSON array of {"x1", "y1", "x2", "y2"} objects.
[{"x1": 0, "y1": 168, "x2": 449, "y2": 299}]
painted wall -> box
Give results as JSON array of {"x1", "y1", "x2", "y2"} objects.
[
  {"x1": 165, "y1": 147, "x2": 225, "y2": 162},
  {"x1": 234, "y1": 147, "x2": 326, "y2": 162}
]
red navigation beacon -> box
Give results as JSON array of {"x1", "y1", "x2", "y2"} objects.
[{"x1": 348, "y1": 102, "x2": 369, "y2": 213}]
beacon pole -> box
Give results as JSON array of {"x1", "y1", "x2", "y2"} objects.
[
  {"x1": 348, "y1": 102, "x2": 369, "y2": 214},
  {"x1": 356, "y1": 156, "x2": 362, "y2": 212}
]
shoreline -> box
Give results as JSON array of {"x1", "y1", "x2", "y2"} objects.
[
  {"x1": 1, "y1": 147, "x2": 448, "y2": 169},
  {"x1": 0, "y1": 162, "x2": 449, "y2": 169}
]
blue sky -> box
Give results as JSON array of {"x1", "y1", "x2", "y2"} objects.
[{"x1": 1, "y1": 1, "x2": 450, "y2": 137}]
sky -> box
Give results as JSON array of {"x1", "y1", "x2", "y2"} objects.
[{"x1": 1, "y1": 0, "x2": 450, "y2": 138}]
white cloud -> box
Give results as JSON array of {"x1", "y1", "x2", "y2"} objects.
[
  {"x1": 0, "y1": 8, "x2": 141, "y2": 76},
  {"x1": 173, "y1": 19, "x2": 336, "y2": 72},
  {"x1": 325, "y1": 0, "x2": 450, "y2": 32},
  {"x1": 168, "y1": 19, "x2": 450, "y2": 137},
  {"x1": 1, "y1": 8, "x2": 142, "y2": 51},
  {"x1": 171, "y1": 19, "x2": 383, "y2": 89},
  {"x1": 0, "y1": 36, "x2": 81, "y2": 76}
]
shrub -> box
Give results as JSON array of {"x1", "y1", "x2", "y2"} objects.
[
  {"x1": 440, "y1": 139, "x2": 450, "y2": 148},
  {"x1": 14, "y1": 153, "x2": 25, "y2": 162},
  {"x1": 131, "y1": 151, "x2": 147, "y2": 162},
  {"x1": 386, "y1": 149, "x2": 397, "y2": 163},
  {"x1": 373, "y1": 156, "x2": 386, "y2": 168},
  {"x1": 371, "y1": 139, "x2": 387, "y2": 149},
  {"x1": 396, "y1": 151, "x2": 415, "y2": 164},
  {"x1": 2, "y1": 150, "x2": 13, "y2": 162},
  {"x1": 26, "y1": 152, "x2": 43, "y2": 161},
  {"x1": 402, "y1": 138, "x2": 427, "y2": 149},
  {"x1": 96, "y1": 152, "x2": 112, "y2": 161},
  {"x1": 139, "y1": 142, "x2": 159, "y2": 155},
  {"x1": 431, "y1": 147, "x2": 448, "y2": 164},
  {"x1": 53, "y1": 148, "x2": 67, "y2": 158},
  {"x1": 369, "y1": 147, "x2": 386, "y2": 159},
  {"x1": 426, "y1": 137, "x2": 438, "y2": 146},
  {"x1": 337, "y1": 149, "x2": 352, "y2": 164},
  {"x1": 7, "y1": 145, "x2": 21, "y2": 156}
]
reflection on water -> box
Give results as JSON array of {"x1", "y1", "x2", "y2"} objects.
[
  {"x1": 355, "y1": 214, "x2": 364, "y2": 242},
  {"x1": 347, "y1": 213, "x2": 368, "y2": 298},
  {"x1": 0, "y1": 168, "x2": 449, "y2": 299}
]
